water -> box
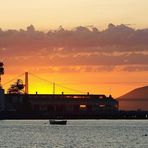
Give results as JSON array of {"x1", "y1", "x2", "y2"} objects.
[{"x1": 0, "y1": 120, "x2": 148, "y2": 148}]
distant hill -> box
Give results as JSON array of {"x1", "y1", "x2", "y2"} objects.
[
  {"x1": 117, "y1": 86, "x2": 148, "y2": 110},
  {"x1": 118, "y1": 86, "x2": 148, "y2": 100}
]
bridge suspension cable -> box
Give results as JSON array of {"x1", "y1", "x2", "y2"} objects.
[
  {"x1": 29, "y1": 72, "x2": 53, "y2": 85},
  {"x1": 3, "y1": 73, "x2": 25, "y2": 86},
  {"x1": 55, "y1": 83, "x2": 85, "y2": 94},
  {"x1": 29, "y1": 72, "x2": 85, "y2": 94}
]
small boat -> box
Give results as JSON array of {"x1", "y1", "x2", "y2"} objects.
[{"x1": 49, "y1": 119, "x2": 67, "y2": 125}]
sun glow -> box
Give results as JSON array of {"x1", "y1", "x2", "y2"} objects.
[{"x1": 2, "y1": 70, "x2": 148, "y2": 98}]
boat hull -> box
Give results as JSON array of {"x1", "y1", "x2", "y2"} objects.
[{"x1": 49, "y1": 120, "x2": 67, "y2": 125}]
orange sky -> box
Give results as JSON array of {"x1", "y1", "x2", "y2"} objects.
[
  {"x1": 2, "y1": 66, "x2": 148, "y2": 98},
  {"x1": 0, "y1": 1, "x2": 148, "y2": 98}
]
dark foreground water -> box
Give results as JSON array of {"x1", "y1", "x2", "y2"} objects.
[{"x1": 0, "y1": 120, "x2": 148, "y2": 148}]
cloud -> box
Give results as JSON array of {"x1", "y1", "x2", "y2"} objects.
[
  {"x1": 3, "y1": 52, "x2": 148, "y2": 67},
  {"x1": 0, "y1": 24, "x2": 148, "y2": 52},
  {"x1": 122, "y1": 65, "x2": 148, "y2": 72},
  {"x1": 0, "y1": 24, "x2": 148, "y2": 72}
]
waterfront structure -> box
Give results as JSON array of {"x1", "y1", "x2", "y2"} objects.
[
  {"x1": 0, "y1": 62, "x2": 118, "y2": 119},
  {"x1": 4, "y1": 93, "x2": 118, "y2": 119}
]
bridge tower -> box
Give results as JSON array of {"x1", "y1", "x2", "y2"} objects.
[{"x1": 25, "y1": 72, "x2": 29, "y2": 94}]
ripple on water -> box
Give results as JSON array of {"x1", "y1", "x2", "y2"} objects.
[{"x1": 0, "y1": 120, "x2": 148, "y2": 148}]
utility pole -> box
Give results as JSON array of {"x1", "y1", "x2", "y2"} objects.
[{"x1": 109, "y1": 87, "x2": 112, "y2": 96}]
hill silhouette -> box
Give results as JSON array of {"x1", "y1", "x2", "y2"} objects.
[
  {"x1": 118, "y1": 86, "x2": 148, "y2": 100},
  {"x1": 118, "y1": 86, "x2": 148, "y2": 110}
]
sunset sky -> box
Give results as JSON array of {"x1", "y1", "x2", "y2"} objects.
[
  {"x1": 1, "y1": 0, "x2": 148, "y2": 30},
  {"x1": 0, "y1": 0, "x2": 148, "y2": 97}
]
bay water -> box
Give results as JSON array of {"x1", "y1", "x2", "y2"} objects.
[{"x1": 0, "y1": 120, "x2": 148, "y2": 148}]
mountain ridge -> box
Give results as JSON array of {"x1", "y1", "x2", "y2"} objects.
[{"x1": 118, "y1": 86, "x2": 148, "y2": 100}]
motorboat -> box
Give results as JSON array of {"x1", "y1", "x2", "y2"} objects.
[{"x1": 49, "y1": 119, "x2": 67, "y2": 125}]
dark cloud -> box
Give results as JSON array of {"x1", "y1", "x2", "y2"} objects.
[
  {"x1": 0, "y1": 24, "x2": 148, "y2": 72},
  {"x1": 2, "y1": 52, "x2": 148, "y2": 67},
  {"x1": 122, "y1": 65, "x2": 148, "y2": 72},
  {"x1": 0, "y1": 24, "x2": 148, "y2": 53}
]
